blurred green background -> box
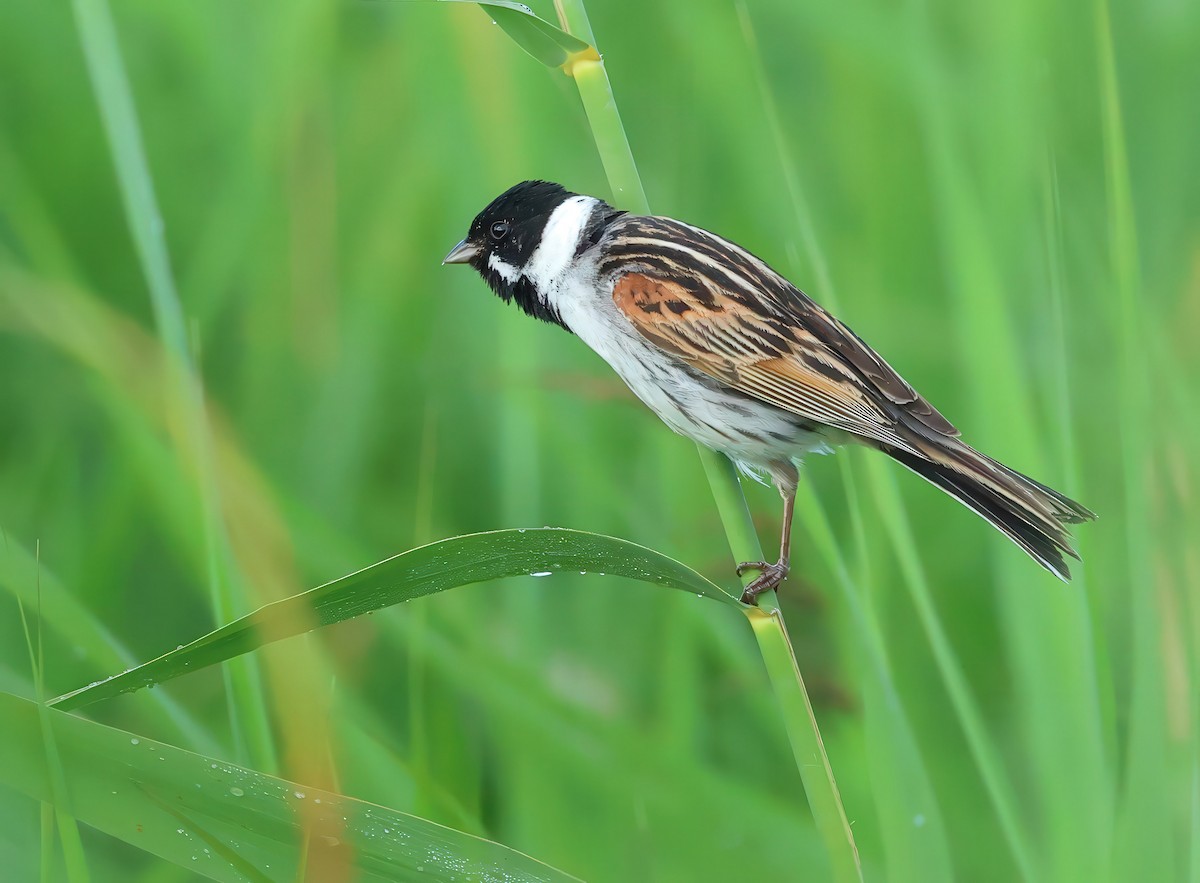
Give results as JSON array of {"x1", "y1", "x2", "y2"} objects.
[{"x1": 1, "y1": 0, "x2": 1198, "y2": 880}]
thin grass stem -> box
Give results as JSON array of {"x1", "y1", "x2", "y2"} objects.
[
  {"x1": 68, "y1": 0, "x2": 277, "y2": 773},
  {"x1": 18, "y1": 547, "x2": 90, "y2": 883},
  {"x1": 555, "y1": 2, "x2": 860, "y2": 878}
]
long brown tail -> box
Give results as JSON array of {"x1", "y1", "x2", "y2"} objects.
[{"x1": 882, "y1": 437, "x2": 1096, "y2": 580}]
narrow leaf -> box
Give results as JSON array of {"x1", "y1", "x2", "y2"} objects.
[
  {"x1": 415, "y1": 2, "x2": 593, "y2": 68},
  {"x1": 0, "y1": 692, "x2": 578, "y2": 883},
  {"x1": 51, "y1": 528, "x2": 732, "y2": 710},
  {"x1": 0, "y1": 534, "x2": 219, "y2": 753}
]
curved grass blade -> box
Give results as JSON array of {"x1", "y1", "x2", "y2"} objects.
[
  {"x1": 0, "y1": 532, "x2": 219, "y2": 754},
  {"x1": 51, "y1": 528, "x2": 732, "y2": 711},
  {"x1": 0, "y1": 691, "x2": 578, "y2": 883},
  {"x1": 412, "y1": 2, "x2": 594, "y2": 68},
  {"x1": 71, "y1": 0, "x2": 277, "y2": 773}
]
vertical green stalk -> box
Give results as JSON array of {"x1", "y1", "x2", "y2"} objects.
[
  {"x1": 1095, "y1": 3, "x2": 1171, "y2": 880},
  {"x1": 697, "y1": 447, "x2": 767, "y2": 571},
  {"x1": 747, "y1": 606, "x2": 861, "y2": 881},
  {"x1": 905, "y1": 0, "x2": 1109, "y2": 876},
  {"x1": 70, "y1": 0, "x2": 276, "y2": 772},
  {"x1": 734, "y1": 8, "x2": 952, "y2": 877},
  {"x1": 17, "y1": 552, "x2": 89, "y2": 883},
  {"x1": 556, "y1": 3, "x2": 860, "y2": 879}
]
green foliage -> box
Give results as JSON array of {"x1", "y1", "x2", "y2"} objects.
[
  {"x1": 432, "y1": 2, "x2": 593, "y2": 68},
  {"x1": 556, "y1": 4, "x2": 860, "y2": 875},
  {"x1": 1, "y1": 692, "x2": 576, "y2": 882},
  {"x1": 51, "y1": 528, "x2": 731, "y2": 711},
  {"x1": 0, "y1": 0, "x2": 1197, "y2": 880}
]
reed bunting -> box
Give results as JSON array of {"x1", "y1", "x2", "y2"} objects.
[{"x1": 444, "y1": 181, "x2": 1094, "y2": 603}]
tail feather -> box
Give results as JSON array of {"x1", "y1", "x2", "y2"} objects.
[
  {"x1": 882, "y1": 438, "x2": 1096, "y2": 581},
  {"x1": 991, "y1": 462, "x2": 1095, "y2": 525}
]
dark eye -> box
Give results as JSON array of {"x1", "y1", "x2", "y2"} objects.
[{"x1": 490, "y1": 220, "x2": 510, "y2": 241}]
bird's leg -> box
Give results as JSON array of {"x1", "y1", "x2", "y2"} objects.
[{"x1": 739, "y1": 474, "x2": 797, "y2": 605}]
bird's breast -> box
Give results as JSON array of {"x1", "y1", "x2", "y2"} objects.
[{"x1": 550, "y1": 272, "x2": 830, "y2": 466}]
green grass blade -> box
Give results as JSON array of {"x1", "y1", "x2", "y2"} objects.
[
  {"x1": 9, "y1": 0, "x2": 1188, "y2": 878},
  {"x1": 415, "y1": 2, "x2": 594, "y2": 68},
  {"x1": 17, "y1": 569, "x2": 91, "y2": 883},
  {"x1": 1095, "y1": 2, "x2": 1173, "y2": 879},
  {"x1": 69, "y1": 0, "x2": 276, "y2": 772},
  {"x1": 570, "y1": 60, "x2": 652, "y2": 213},
  {"x1": 68, "y1": 0, "x2": 188, "y2": 352},
  {"x1": 32, "y1": 707, "x2": 91, "y2": 883},
  {"x1": 747, "y1": 607, "x2": 861, "y2": 882},
  {"x1": 794, "y1": 481, "x2": 954, "y2": 881},
  {"x1": 697, "y1": 451, "x2": 767, "y2": 573},
  {"x1": 376, "y1": 600, "x2": 827, "y2": 875},
  {"x1": 490, "y1": 7, "x2": 594, "y2": 68},
  {"x1": 550, "y1": 2, "x2": 861, "y2": 878},
  {"x1": 904, "y1": 2, "x2": 1111, "y2": 875},
  {"x1": 38, "y1": 801, "x2": 53, "y2": 883},
  {"x1": 865, "y1": 457, "x2": 1036, "y2": 879},
  {"x1": 0, "y1": 533, "x2": 219, "y2": 754},
  {"x1": 50, "y1": 528, "x2": 733, "y2": 710},
  {"x1": 736, "y1": 8, "x2": 953, "y2": 875},
  {"x1": 0, "y1": 691, "x2": 579, "y2": 883}
]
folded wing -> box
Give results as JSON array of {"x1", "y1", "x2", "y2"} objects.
[{"x1": 604, "y1": 216, "x2": 957, "y2": 452}]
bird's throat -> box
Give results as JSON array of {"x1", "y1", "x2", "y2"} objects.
[{"x1": 482, "y1": 261, "x2": 572, "y2": 333}]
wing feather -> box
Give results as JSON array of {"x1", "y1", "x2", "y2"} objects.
[{"x1": 605, "y1": 217, "x2": 957, "y2": 450}]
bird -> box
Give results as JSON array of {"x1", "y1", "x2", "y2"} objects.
[{"x1": 443, "y1": 180, "x2": 1095, "y2": 604}]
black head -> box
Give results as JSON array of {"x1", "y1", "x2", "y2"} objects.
[{"x1": 443, "y1": 180, "x2": 583, "y2": 329}]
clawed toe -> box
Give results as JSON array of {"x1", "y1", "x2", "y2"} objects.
[
  {"x1": 738, "y1": 561, "x2": 789, "y2": 605},
  {"x1": 735, "y1": 560, "x2": 771, "y2": 577}
]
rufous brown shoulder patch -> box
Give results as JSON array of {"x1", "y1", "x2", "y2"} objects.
[
  {"x1": 610, "y1": 271, "x2": 919, "y2": 453},
  {"x1": 613, "y1": 274, "x2": 716, "y2": 323}
]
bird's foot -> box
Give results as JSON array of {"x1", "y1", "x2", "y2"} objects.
[{"x1": 737, "y1": 560, "x2": 789, "y2": 605}]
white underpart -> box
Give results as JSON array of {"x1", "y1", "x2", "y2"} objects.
[
  {"x1": 527, "y1": 200, "x2": 834, "y2": 482},
  {"x1": 488, "y1": 252, "x2": 520, "y2": 284}
]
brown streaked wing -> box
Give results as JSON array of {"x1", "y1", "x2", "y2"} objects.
[
  {"x1": 604, "y1": 216, "x2": 959, "y2": 439},
  {"x1": 611, "y1": 271, "x2": 920, "y2": 453}
]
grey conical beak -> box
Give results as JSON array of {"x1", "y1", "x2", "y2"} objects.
[{"x1": 442, "y1": 239, "x2": 480, "y2": 265}]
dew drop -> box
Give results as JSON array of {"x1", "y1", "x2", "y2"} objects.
[
  {"x1": 294, "y1": 791, "x2": 306, "y2": 799},
  {"x1": 229, "y1": 786, "x2": 245, "y2": 797},
  {"x1": 130, "y1": 738, "x2": 139, "y2": 745},
  {"x1": 530, "y1": 571, "x2": 552, "y2": 578}
]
